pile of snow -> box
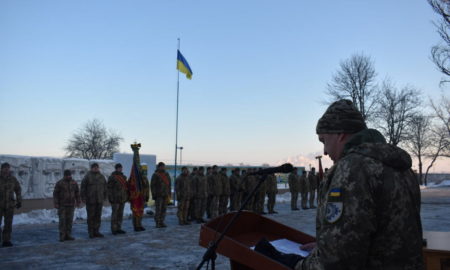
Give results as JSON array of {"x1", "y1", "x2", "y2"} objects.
[
  {"x1": 426, "y1": 180, "x2": 450, "y2": 188},
  {"x1": 14, "y1": 203, "x2": 135, "y2": 225}
]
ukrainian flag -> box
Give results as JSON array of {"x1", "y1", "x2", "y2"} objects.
[
  {"x1": 330, "y1": 188, "x2": 341, "y2": 197},
  {"x1": 177, "y1": 50, "x2": 193, "y2": 79}
]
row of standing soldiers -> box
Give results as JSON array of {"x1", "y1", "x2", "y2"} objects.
[
  {"x1": 288, "y1": 167, "x2": 319, "y2": 210},
  {"x1": 175, "y1": 165, "x2": 279, "y2": 225}
]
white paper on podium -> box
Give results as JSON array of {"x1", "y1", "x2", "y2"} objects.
[
  {"x1": 270, "y1": 239, "x2": 310, "y2": 257},
  {"x1": 251, "y1": 238, "x2": 311, "y2": 257}
]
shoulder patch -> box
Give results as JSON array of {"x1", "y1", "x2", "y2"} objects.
[{"x1": 325, "y1": 202, "x2": 343, "y2": 223}]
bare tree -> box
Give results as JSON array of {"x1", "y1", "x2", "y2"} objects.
[
  {"x1": 65, "y1": 119, "x2": 123, "y2": 159},
  {"x1": 375, "y1": 80, "x2": 421, "y2": 146},
  {"x1": 423, "y1": 126, "x2": 449, "y2": 185},
  {"x1": 326, "y1": 53, "x2": 378, "y2": 121},
  {"x1": 405, "y1": 114, "x2": 432, "y2": 184},
  {"x1": 430, "y1": 94, "x2": 450, "y2": 157},
  {"x1": 428, "y1": 0, "x2": 450, "y2": 84}
]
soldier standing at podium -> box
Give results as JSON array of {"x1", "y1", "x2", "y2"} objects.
[{"x1": 294, "y1": 99, "x2": 424, "y2": 269}]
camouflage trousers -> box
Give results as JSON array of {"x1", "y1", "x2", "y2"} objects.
[
  {"x1": 206, "y1": 195, "x2": 212, "y2": 218},
  {"x1": 243, "y1": 192, "x2": 254, "y2": 211},
  {"x1": 309, "y1": 190, "x2": 316, "y2": 208},
  {"x1": 111, "y1": 203, "x2": 125, "y2": 232},
  {"x1": 254, "y1": 192, "x2": 265, "y2": 213},
  {"x1": 177, "y1": 199, "x2": 190, "y2": 224},
  {"x1": 188, "y1": 199, "x2": 195, "y2": 221},
  {"x1": 209, "y1": 196, "x2": 219, "y2": 219},
  {"x1": 229, "y1": 192, "x2": 239, "y2": 211},
  {"x1": 0, "y1": 207, "x2": 14, "y2": 242},
  {"x1": 266, "y1": 192, "x2": 276, "y2": 213},
  {"x1": 132, "y1": 216, "x2": 143, "y2": 229},
  {"x1": 218, "y1": 195, "x2": 229, "y2": 215},
  {"x1": 194, "y1": 197, "x2": 207, "y2": 220},
  {"x1": 301, "y1": 192, "x2": 308, "y2": 208},
  {"x1": 154, "y1": 197, "x2": 168, "y2": 226},
  {"x1": 291, "y1": 192, "x2": 299, "y2": 210},
  {"x1": 86, "y1": 203, "x2": 103, "y2": 236},
  {"x1": 58, "y1": 206, "x2": 75, "y2": 240}
]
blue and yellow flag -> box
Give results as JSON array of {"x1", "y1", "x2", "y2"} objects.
[{"x1": 177, "y1": 50, "x2": 193, "y2": 79}]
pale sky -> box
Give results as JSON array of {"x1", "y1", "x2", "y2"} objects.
[{"x1": 1, "y1": 0, "x2": 449, "y2": 172}]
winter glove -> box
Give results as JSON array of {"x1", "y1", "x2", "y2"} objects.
[{"x1": 254, "y1": 237, "x2": 303, "y2": 269}]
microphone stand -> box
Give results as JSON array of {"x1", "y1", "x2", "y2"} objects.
[{"x1": 196, "y1": 174, "x2": 269, "y2": 270}]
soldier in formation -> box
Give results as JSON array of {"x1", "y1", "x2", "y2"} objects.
[
  {"x1": 53, "y1": 170, "x2": 80, "y2": 241},
  {"x1": 129, "y1": 164, "x2": 150, "y2": 232},
  {"x1": 107, "y1": 163, "x2": 128, "y2": 235},
  {"x1": 229, "y1": 168, "x2": 242, "y2": 211},
  {"x1": 218, "y1": 167, "x2": 230, "y2": 215},
  {"x1": 205, "y1": 167, "x2": 212, "y2": 219},
  {"x1": 151, "y1": 162, "x2": 171, "y2": 228},
  {"x1": 81, "y1": 163, "x2": 107, "y2": 238},
  {"x1": 299, "y1": 170, "x2": 308, "y2": 209},
  {"x1": 308, "y1": 168, "x2": 317, "y2": 208},
  {"x1": 266, "y1": 173, "x2": 278, "y2": 214},
  {"x1": 187, "y1": 167, "x2": 198, "y2": 222},
  {"x1": 288, "y1": 168, "x2": 300, "y2": 210},
  {"x1": 175, "y1": 167, "x2": 191, "y2": 225},
  {"x1": 242, "y1": 169, "x2": 256, "y2": 211},
  {"x1": 254, "y1": 172, "x2": 267, "y2": 214},
  {"x1": 207, "y1": 165, "x2": 221, "y2": 219},
  {"x1": 0, "y1": 162, "x2": 22, "y2": 247},
  {"x1": 193, "y1": 167, "x2": 207, "y2": 223}
]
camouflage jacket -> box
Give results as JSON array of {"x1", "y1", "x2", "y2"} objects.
[
  {"x1": 107, "y1": 172, "x2": 129, "y2": 204},
  {"x1": 80, "y1": 171, "x2": 107, "y2": 204},
  {"x1": 229, "y1": 174, "x2": 242, "y2": 193},
  {"x1": 243, "y1": 175, "x2": 257, "y2": 193},
  {"x1": 175, "y1": 174, "x2": 191, "y2": 201},
  {"x1": 53, "y1": 178, "x2": 80, "y2": 207},
  {"x1": 299, "y1": 174, "x2": 308, "y2": 193},
  {"x1": 308, "y1": 173, "x2": 318, "y2": 191},
  {"x1": 150, "y1": 171, "x2": 171, "y2": 199},
  {"x1": 266, "y1": 174, "x2": 278, "y2": 193},
  {"x1": 194, "y1": 174, "x2": 208, "y2": 199},
  {"x1": 256, "y1": 175, "x2": 267, "y2": 196},
  {"x1": 208, "y1": 172, "x2": 222, "y2": 197},
  {"x1": 288, "y1": 173, "x2": 300, "y2": 193},
  {"x1": 0, "y1": 174, "x2": 22, "y2": 209},
  {"x1": 220, "y1": 172, "x2": 230, "y2": 196},
  {"x1": 298, "y1": 129, "x2": 423, "y2": 270}
]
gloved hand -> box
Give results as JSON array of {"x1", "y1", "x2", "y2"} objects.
[
  {"x1": 16, "y1": 202, "x2": 22, "y2": 209},
  {"x1": 254, "y1": 238, "x2": 303, "y2": 269}
]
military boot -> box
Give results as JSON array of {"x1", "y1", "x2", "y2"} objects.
[{"x1": 2, "y1": 241, "x2": 13, "y2": 247}]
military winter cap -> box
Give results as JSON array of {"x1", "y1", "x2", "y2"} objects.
[{"x1": 316, "y1": 99, "x2": 367, "y2": 134}]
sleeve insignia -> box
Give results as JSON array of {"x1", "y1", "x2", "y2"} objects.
[{"x1": 325, "y1": 202, "x2": 343, "y2": 223}]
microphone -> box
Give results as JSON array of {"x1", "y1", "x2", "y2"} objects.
[{"x1": 249, "y1": 163, "x2": 294, "y2": 175}]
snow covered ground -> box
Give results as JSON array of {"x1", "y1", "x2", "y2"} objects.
[{"x1": 0, "y1": 189, "x2": 449, "y2": 269}]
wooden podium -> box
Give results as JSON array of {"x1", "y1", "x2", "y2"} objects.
[
  {"x1": 199, "y1": 211, "x2": 316, "y2": 270},
  {"x1": 423, "y1": 231, "x2": 450, "y2": 270}
]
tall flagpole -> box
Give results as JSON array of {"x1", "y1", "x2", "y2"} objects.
[{"x1": 174, "y1": 38, "x2": 181, "y2": 202}]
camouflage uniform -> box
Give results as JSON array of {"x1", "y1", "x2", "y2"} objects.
[
  {"x1": 299, "y1": 172, "x2": 309, "y2": 209},
  {"x1": 296, "y1": 99, "x2": 423, "y2": 269},
  {"x1": 0, "y1": 174, "x2": 21, "y2": 244},
  {"x1": 107, "y1": 171, "x2": 129, "y2": 233},
  {"x1": 254, "y1": 174, "x2": 266, "y2": 214},
  {"x1": 194, "y1": 171, "x2": 208, "y2": 222},
  {"x1": 187, "y1": 172, "x2": 197, "y2": 221},
  {"x1": 175, "y1": 173, "x2": 191, "y2": 225},
  {"x1": 207, "y1": 171, "x2": 221, "y2": 219},
  {"x1": 266, "y1": 174, "x2": 278, "y2": 213},
  {"x1": 218, "y1": 171, "x2": 230, "y2": 215},
  {"x1": 53, "y1": 177, "x2": 80, "y2": 241},
  {"x1": 308, "y1": 171, "x2": 318, "y2": 208},
  {"x1": 288, "y1": 171, "x2": 300, "y2": 210},
  {"x1": 229, "y1": 171, "x2": 242, "y2": 211},
  {"x1": 81, "y1": 171, "x2": 107, "y2": 237},
  {"x1": 242, "y1": 171, "x2": 256, "y2": 211},
  {"x1": 150, "y1": 170, "x2": 171, "y2": 227}
]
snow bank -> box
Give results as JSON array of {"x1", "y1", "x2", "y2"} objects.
[
  {"x1": 426, "y1": 180, "x2": 450, "y2": 188},
  {"x1": 14, "y1": 203, "x2": 135, "y2": 225}
]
